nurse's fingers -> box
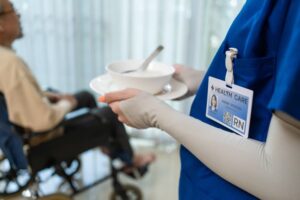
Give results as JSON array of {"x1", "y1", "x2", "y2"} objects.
[
  {"x1": 118, "y1": 115, "x2": 132, "y2": 126},
  {"x1": 108, "y1": 101, "x2": 130, "y2": 124},
  {"x1": 98, "y1": 88, "x2": 141, "y2": 104},
  {"x1": 108, "y1": 101, "x2": 122, "y2": 115}
]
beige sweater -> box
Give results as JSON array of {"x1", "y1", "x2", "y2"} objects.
[{"x1": 0, "y1": 46, "x2": 72, "y2": 133}]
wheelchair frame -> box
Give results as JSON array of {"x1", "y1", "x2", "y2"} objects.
[{"x1": 0, "y1": 94, "x2": 143, "y2": 199}]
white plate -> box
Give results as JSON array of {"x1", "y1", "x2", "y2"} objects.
[{"x1": 89, "y1": 74, "x2": 188, "y2": 100}]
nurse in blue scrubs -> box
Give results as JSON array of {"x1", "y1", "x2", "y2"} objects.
[
  {"x1": 179, "y1": 0, "x2": 300, "y2": 199},
  {"x1": 100, "y1": 0, "x2": 300, "y2": 199}
]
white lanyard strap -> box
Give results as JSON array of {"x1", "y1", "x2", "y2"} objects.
[{"x1": 225, "y1": 47, "x2": 238, "y2": 87}]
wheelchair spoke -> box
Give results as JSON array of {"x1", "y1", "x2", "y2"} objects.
[
  {"x1": 15, "y1": 178, "x2": 21, "y2": 188},
  {"x1": 4, "y1": 180, "x2": 10, "y2": 193}
]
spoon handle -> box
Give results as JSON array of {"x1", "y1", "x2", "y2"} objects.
[{"x1": 139, "y1": 45, "x2": 164, "y2": 71}]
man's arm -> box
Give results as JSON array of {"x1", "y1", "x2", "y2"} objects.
[{"x1": 3, "y1": 57, "x2": 74, "y2": 132}]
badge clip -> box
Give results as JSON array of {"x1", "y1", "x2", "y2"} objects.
[{"x1": 225, "y1": 47, "x2": 238, "y2": 87}]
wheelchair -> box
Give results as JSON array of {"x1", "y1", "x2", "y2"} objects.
[{"x1": 0, "y1": 93, "x2": 144, "y2": 200}]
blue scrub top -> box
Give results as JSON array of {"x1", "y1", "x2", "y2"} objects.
[{"x1": 179, "y1": 0, "x2": 300, "y2": 199}]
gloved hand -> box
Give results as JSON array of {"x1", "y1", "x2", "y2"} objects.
[
  {"x1": 99, "y1": 89, "x2": 173, "y2": 129},
  {"x1": 172, "y1": 64, "x2": 205, "y2": 99}
]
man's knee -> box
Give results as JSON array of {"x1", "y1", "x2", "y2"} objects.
[
  {"x1": 90, "y1": 106, "x2": 118, "y2": 124},
  {"x1": 74, "y1": 90, "x2": 97, "y2": 109},
  {"x1": 75, "y1": 90, "x2": 94, "y2": 101}
]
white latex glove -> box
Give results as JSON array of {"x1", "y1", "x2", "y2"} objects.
[
  {"x1": 172, "y1": 64, "x2": 205, "y2": 99},
  {"x1": 99, "y1": 88, "x2": 172, "y2": 129}
]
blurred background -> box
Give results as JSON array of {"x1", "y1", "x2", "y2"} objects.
[
  {"x1": 12, "y1": 0, "x2": 245, "y2": 92},
  {"x1": 8, "y1": 0, "x2": 245, "y2": 199}
]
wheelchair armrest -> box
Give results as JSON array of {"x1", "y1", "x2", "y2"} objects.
[
  {"x1": 64, "y1": 108, "x2": 90, "y2": 121},
  {"x1": 17, "y1": 108, "x2": 93, "y2": 140},
  {"x1": 61, "y1": 107, "x2": 109, "y2": 127},
  {"x1": 60, "y1": 108, "x2": 91, "y2": 127}
]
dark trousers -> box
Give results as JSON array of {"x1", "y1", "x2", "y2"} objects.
[{"x1": 67, "y1": 91, "x2": 134, "y2": 164}]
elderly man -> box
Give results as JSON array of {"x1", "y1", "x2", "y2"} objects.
[{"x1": 0, "y1": 0, "x2": 154, "y2": 171}]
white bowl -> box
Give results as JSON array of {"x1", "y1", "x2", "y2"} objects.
[{"x1": 106, "y1": 60, "x2": 175, "y2": 94}]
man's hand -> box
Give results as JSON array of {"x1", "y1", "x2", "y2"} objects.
[
  {"x1": 61, "y1": 94, "x2": 78, "y2": 109},
  {"x1": 44, "y1": 91, "x2": 78, "y2": 109},
  {"x1": 44, "y1": 91, "x2": 62, "y2": 103}
]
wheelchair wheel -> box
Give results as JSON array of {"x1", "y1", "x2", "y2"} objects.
[
  {"x1": 0, "y1": 168, "x2": 32, "y2": 197},
  {"x1": 110, "y1": 184, "x2": 143, "y2": 200},
  {"x1": 57, "y1": 158, "x2": 82, "y2": 194}
]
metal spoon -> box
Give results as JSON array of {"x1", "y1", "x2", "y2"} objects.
[{"x1": 121, "y1": 45, "x2": 164, "y2": 74}]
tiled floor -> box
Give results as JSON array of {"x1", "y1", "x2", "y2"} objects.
[
  {"x1": 75, "y1": 146, "x2": 180, "y2": 200},
  {"x1": 4, "y1": 139, "x2": 180, "y2": 200}
]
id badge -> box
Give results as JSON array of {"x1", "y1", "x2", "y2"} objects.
[{"x1": 206, "y1": 76, "x2": 253, "y2": 138}]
